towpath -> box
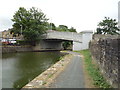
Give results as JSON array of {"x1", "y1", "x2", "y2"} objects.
[{"x1": 49, "y1": 51, "x2": 85, "y2": 88}]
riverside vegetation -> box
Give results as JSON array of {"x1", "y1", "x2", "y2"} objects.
[{"x1": 75, "y1": 49, "x2": 112, "y2": 89}]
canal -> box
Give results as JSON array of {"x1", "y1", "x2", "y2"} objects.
[{"x1": 1, "y1": 51, "x2": 63, "y2": 88}]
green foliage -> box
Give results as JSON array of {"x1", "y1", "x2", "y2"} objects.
[
  {"x1": 75, "y1": 50, "x2": 112, "y2": 89},
  {"x1": 11, "y1": 7, "x2": 48, "y2": 45},
  {"x1": 96, "y1": 17, "x2": 120, "y2": 35},
  {"x1": 69, "y1": 27, "x2": 77, "y2": 32},
  {"x1": 50, "y1": 23, "x2": 56, "y2": 30},
  {"x1": 56, "y1": 25, "x2": 68, "y2": 32},
  {"x1": 45, "y1": 23, "x2": 77, "y2": 32},
  {"x1": 46, "y1": 22, "x2": 57, "y2": 30},
  {"x1": 16, "y1": 40, "x2": 31, "y2": 45},
  {"x1": 56, "y1": 25, "x2": 77, "y2": 32},
  {"x1": 62, "y1": 41, "x2": 72, "y2": 50}
]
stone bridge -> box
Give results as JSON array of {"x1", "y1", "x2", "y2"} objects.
[{"x1": 33, "y1": 30, "x2": 93, "y2": 51}]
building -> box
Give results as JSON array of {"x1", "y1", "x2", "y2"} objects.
[
  {"x1": 2, "y1": 30, "x2": 13, "y2": 39},
  {"x1": 2, "y1": 30, "x2": 22, "y2": 40}
]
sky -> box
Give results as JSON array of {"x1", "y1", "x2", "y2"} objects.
[{"x1": 0, "y1": 0, "x2": 120, "y2": 33}]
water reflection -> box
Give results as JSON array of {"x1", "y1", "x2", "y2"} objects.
[{"x1": 2, "y1": 51, "x2": 62, "y2": 88}]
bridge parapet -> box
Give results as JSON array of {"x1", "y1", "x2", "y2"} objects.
[{"x1": 42, "y1": 30, "x2": 82, "y2": 42}]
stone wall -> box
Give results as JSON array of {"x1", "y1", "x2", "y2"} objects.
[
  {"x1": 2, "y1": 46, "x2": 33, "y2": 53},
  {"x1": 89, "y1": 34, "x2": 120, "y2": 88},
  {"x1": 2, "y1": 44, "x2": 62, "y2": 53}
]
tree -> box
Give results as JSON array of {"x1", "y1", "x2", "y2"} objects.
[
  {"x1": 46, "y1": 22, "x2": 56, "y2": 30},
  {"x1": 69, "y1": 27, "x2": 77, "y2": 32},
  {"x1": 56, "y1": 25, "x2": 77, "y2": 32},
  {"x1": 96, "y1": 17, "x2": 120, "y2": 35},
  {"x1": 11, "y1": 7, "x2": 48, "y2": 45},
  {"x1": 56, "y1": 25, "x2": 69, "y2": 32},
  {"x1": 62, "y1": 41, "x2": 72, "y2": 50},
  {"x1": 50, "y1": 23, "x2": 56, "y2": 30},
  {"x1": 57, "y1": 25, "x2": 68, "y2": 32}
]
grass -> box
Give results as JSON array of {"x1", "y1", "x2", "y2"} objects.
[{"x1": 75, "y1": 49, "x2": 112, "y2": 89}]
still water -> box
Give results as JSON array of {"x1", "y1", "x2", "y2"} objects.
[{"x1": 2, "y1": 51, "x2": 63, "y2": 88}]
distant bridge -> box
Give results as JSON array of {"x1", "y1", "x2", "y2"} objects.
[{"x1": 33, "y1": 30, "x2": 93, "y2": 51}]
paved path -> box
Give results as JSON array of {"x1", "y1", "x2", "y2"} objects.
[{"x1": 49, "y1": 51, "x2": 85, "y2": 88}]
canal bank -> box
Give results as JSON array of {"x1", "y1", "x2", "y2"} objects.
[
  {"x1": 23, "y1": 51, "x2": 74, "y2": 88},
  {"x1": 2, "y1": 46, "x2": 32, "y2": 53},
  {"x1": 23, "y1": 51, "x2": 85, "y2": 88},
  {"x1": 2, "y1": 46, "x2": 62, "y2": 53}
]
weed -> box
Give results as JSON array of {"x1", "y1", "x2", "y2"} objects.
[
  {"x1": 42, "y1": 81, "x2": 47, "y2": 85},
  {"x1": 75, "y1": 49, "x2": 112, "y2": 89},
  {"x1": 48, "y1": 74, "x2": 53, "y2": 78}
]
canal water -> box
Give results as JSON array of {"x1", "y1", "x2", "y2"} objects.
[{"x1": 1, "y1": 51, "x2": 63, "y2": 88}]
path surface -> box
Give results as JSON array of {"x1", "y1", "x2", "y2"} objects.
[{"x1": 49, "y1": 51, "x2": 85, "y2": 88}]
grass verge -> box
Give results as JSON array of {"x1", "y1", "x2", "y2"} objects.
[{"x1": 75, "y1": 49, "x2": 112, "y2": 89}]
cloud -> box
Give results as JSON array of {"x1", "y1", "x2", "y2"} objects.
[
  {"x1": 0, "y1": 0, "x2": 119, "y2": 32},
  {"x1": 0, "y1": 17, "x2": 13, "y2": 30}
]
